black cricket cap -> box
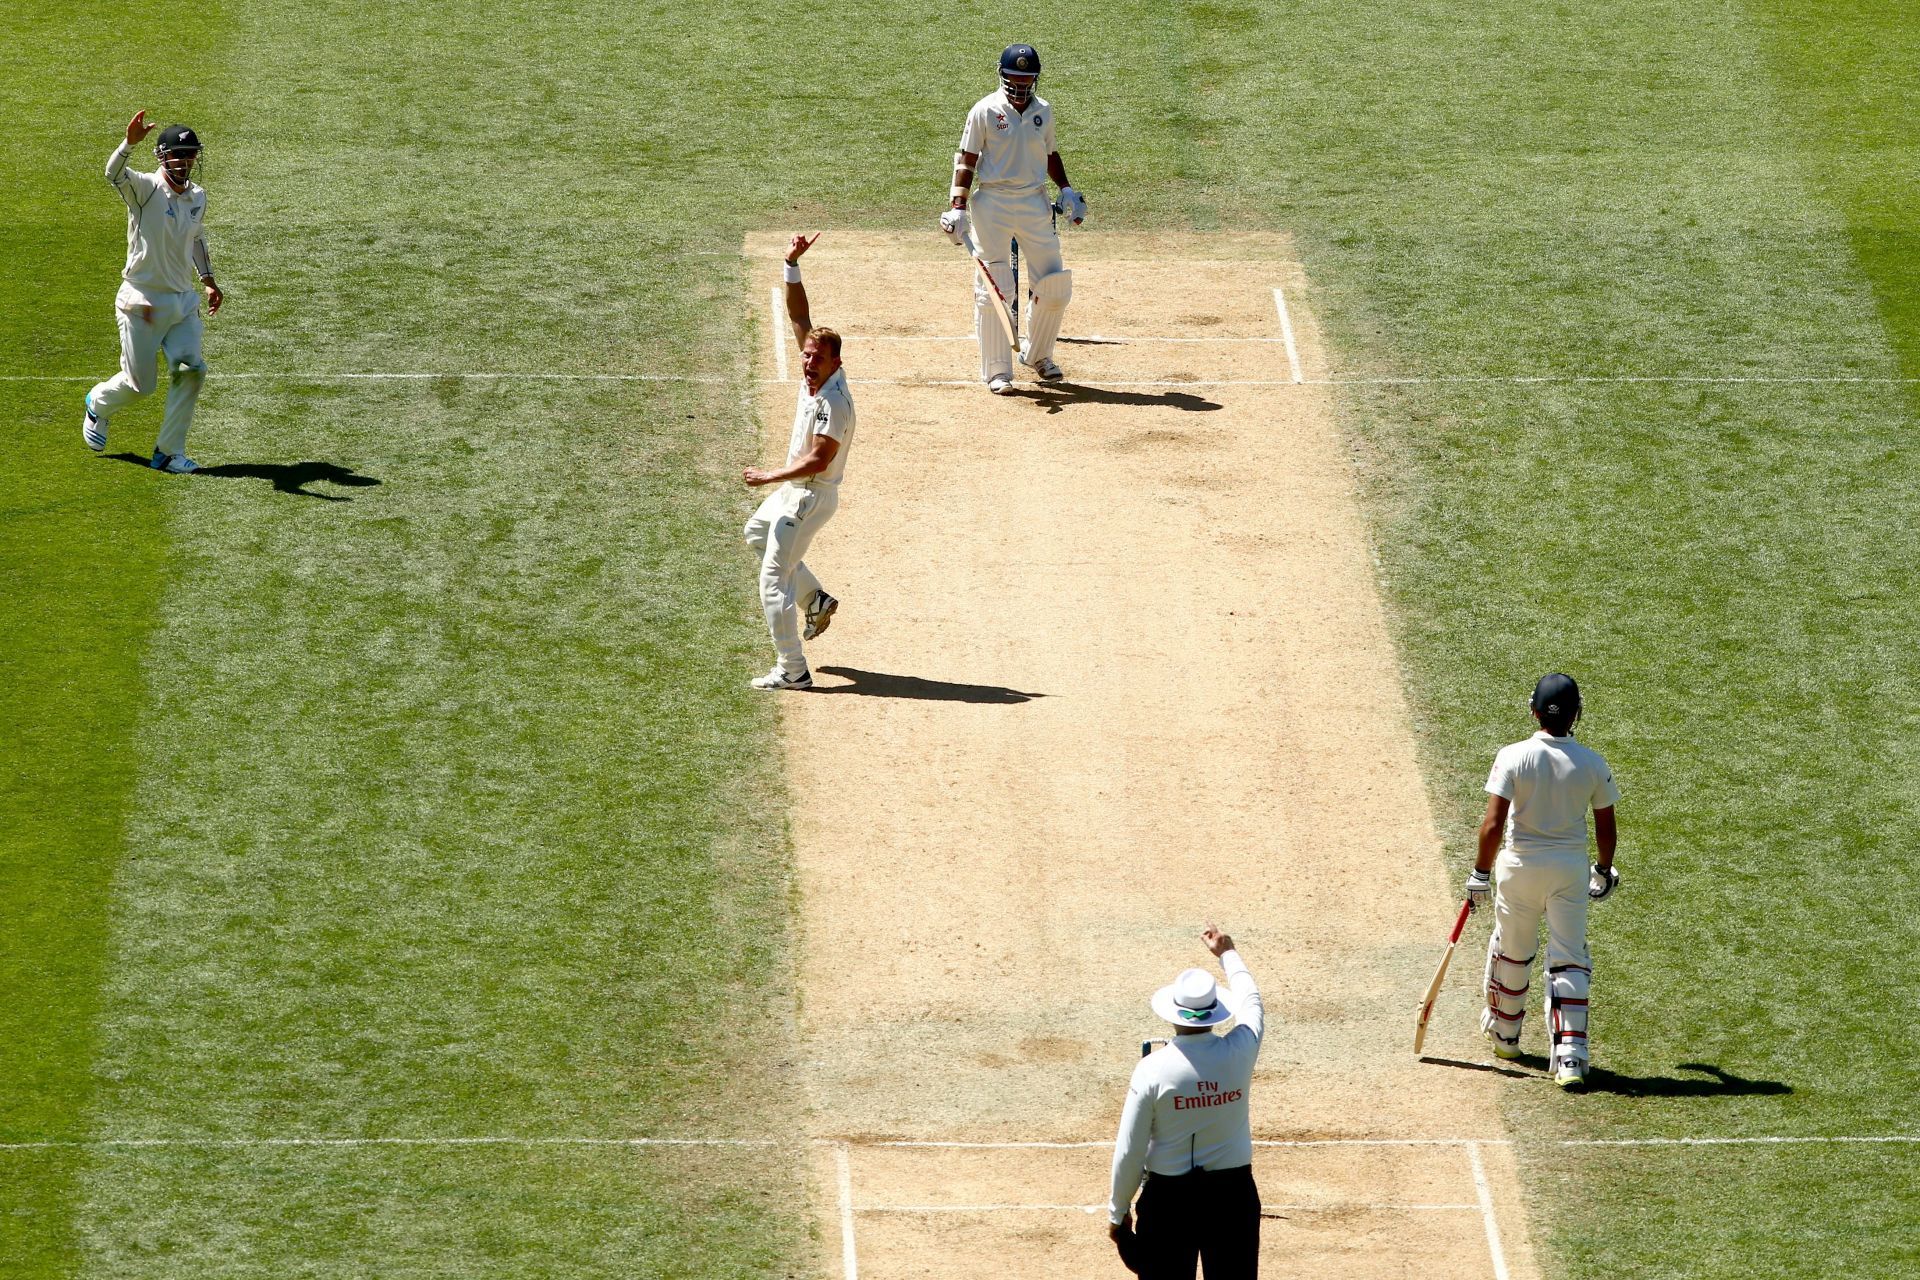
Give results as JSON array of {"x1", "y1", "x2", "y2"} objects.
[{"x1": 1530, "y1": 673, "x2": 1582, "y2": 724}]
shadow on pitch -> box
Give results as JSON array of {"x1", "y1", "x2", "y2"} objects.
[
  {"x1": 1583, "y1": 1062, "x2": 1792, "y2": 1099},
  {"x1": 814, "y1": 666, "x2": 1046, "y2": 705},
  {"x1": 1418, "y1": 1055, "x2": 1535, "y2": 1080},
  {"x1": 108, "y1": 453, "x2": 382, "y2": 502},
  {"x1": 1009, "y1": 380, "x2": 1223, "y2": 415}
]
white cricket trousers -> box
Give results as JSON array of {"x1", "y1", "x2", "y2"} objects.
[
  {"x1": 88, "y1": 285, "x2": 207, "y2": 458},
  {"x1": 1491, "y1": 851, "x2": 1590, "y2": 972},
  {"x1": 969, "y1": 188, "x2": 1064, "y2": 380},
  {"x1": 744, "y1": 482, "x2": 837, "y2": 676}
]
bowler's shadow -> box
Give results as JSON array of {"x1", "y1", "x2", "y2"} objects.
[
  {"x1": 108, "y1": 453, "x2": 381, "y2": 502},
  {"x1": 814, "y1": 666, "x2": 1045, "y2": 704},
  {"x1": 1010, "y1": 380, "x2": 1222, "y2": 415}
]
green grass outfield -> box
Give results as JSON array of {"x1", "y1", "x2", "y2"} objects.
[{"x1": 4, "y1": 1, "x2": 1918, "y2": 1277}]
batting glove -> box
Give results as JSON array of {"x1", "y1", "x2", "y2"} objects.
[
  {"x1": 939, "y1": 207, "x2": 969, "y2": 246},
  {"x1": 1588, "y1": 864, "x2": 1620, "y2": 901},
  {"x1": 1465, "y1": 868, "x2": 1491, "y2": 912},
  {"x1": 1057, "y1": 186, "x2": 1087, "y2": 226}
]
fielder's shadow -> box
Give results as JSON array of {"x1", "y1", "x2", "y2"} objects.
[
  {"x1": 814, "y1": 666, "x2": 1045, "y2": 705},
  {"x1": 107, "y1": 453, "x2": 381, "y2": 502},
  {"x1": 1009, "y1": 381, "x2": 1223, "y2": 415}
]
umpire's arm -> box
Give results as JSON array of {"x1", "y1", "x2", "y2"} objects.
[{"x1": 1107, "y1": 1068, "x2": 1153, "y2": 1232}]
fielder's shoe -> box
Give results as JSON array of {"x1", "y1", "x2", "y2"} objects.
[
  {"x1": 804, "y1": 591, "x2": 839, "y2": 641},
  {"x1": 82, "y1": 395, "x2": 108, "y2": 452},
  {"x1": 150, "y1": 450, "x2": 200, "y2": 474},
  {"x1": 1021, "y1": 351, "x2": 1064, "y2": 381},
  {"x1": 750, "y1": 666, "x2": 813, "y2": 692},
  {"x1": 987, "y1": 374, "x2": 1014, "y2": 395},
  {"x1": 1554, "y1": 1058, "x2": 1589, "y2": 1091}
]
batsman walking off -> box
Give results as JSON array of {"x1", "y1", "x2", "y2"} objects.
[
  {"x1": 940, "y1": 43, "x2": 1086, "y2": 395},
  {"x1": 741, "y1": 233, "x2": 852, "y2": 692},
  {"x1": 83, "y1": 110, "x2": 224, "y2": 473},
  {"x1": 1108, "y1": 926, "x2": 1264, "y2": 1279},
  {"x1": 1467, "y1": 673, "x2": 1621, "y2": 1089}
]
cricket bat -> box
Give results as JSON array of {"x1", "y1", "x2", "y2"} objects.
[
  {"x1": 957, "y1": 229, "x2": 1019, "y2": 349},
  {"x1": 1413, "y1": 899, "x2": 1474, "y2": 1056}
]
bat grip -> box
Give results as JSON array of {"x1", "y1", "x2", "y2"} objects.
[{"x1": 1448, "y1": 898, "x2": 1473, "y2": 944}]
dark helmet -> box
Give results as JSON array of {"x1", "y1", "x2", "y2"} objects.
[
  {"x1": 155, "y1": 124, "x2": 203, "y2": 185},
  {"x1": 1530, "y1": 673, "x2": 1582, "y2": 733},
  {"x1": 999, "y1": 44, "x2": 1041, "y2": 108}
]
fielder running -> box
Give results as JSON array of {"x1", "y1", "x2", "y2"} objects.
[
  {"x1": 83, "y1": 110, "x2": 224, "y2": 473},
  {"x1": 1108, "y1": 925, "x2": 1264, "y2": 1279},
  {"x1": 741, "y1": 233, "x2": 851, "y2": 692},
  {"x1": 940, "y1": 43, "x2": 1087, "y2": 395},
  {"x1": 1467, "y1": 673, "x2": 1621, "y2": 1089}
]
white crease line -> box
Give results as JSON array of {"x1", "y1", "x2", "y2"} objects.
[
  {"x1": 1272, "y1": 287, "x2": 1304, "y2": 383},
  {"x1": 1466, "y1": 1142, "x2": 1512, "y2": 1280},
  {"x1": 835, "y1": 1143, "x2": 859, "y2": 1280},
  {"x1": 4, "y1": 1133, "x2": 1915, "y2": 1153},
  {"x1": 769, "y1": 287, "x2": 789, "y2": 384},
  {"x1": 858, "y1": 1202, "x2": 1480, "y2": 1214}
]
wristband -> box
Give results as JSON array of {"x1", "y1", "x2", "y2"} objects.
[{"x1": 782, "y1": 262, "x2": 802, "y2": 284}]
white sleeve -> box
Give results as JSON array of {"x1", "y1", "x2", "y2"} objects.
[
  {"x1": 811, "y1": 393, "x2": 851, "y2": 444},
  {"x1": 1106, "y1": 1064, "x2": 1155, "y2": 1225},
  {"x1": 1043, "y1": 110, "x2": 1057, "y2": 155},
  {"x1": 958, "y1": 103, "x2": 988, "y2": 156},
  {"x1": 105, "y1": 143, "x2": 148, "y2": 210},
  {"x1": 1222, "y1": 949, "x2": 1263, "y2": 1044},
  {"x1": 191, "y1": 233, "x2": 212, "y2": 281},
  {"x1": 1485, "y1": 749, "x2": 1516, "y2": 800},
  {"x1": 1594, "y1": 758, "x2": 1620, "y2": 809}
]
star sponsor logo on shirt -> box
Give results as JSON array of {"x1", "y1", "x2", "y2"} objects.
[{"x1": 992, "y1": 111, "x2": 1008, "y2": 131}]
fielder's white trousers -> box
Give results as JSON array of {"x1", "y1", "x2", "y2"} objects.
[
  {"x1": 969, "y1": 188, "x2": 1064, "y2": 381},
  {"x1": 1490, "y1": 850, "x2": 1590, "y2": 972},
  {"x1": 744, "y1": 482, "x2": 837, "y2": 676},
  {"x1": 88, "y1": 284, "x2": 207, "y2": 458}
]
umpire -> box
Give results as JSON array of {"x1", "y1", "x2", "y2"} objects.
[{"x1": 1107, "y1": 925, "x2": 1265, "y2": 1278}]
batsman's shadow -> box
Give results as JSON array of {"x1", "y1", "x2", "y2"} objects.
[
  {"x1": 1010, "y1": 381, "x2": 1223, "y2": 415},
  {"x1": 107, "y1": 453, "x2": 381, "y2": 502},
  {"x1": 1584, "y1": 1062, "x2": 1792, "y2": 1099},
  {"x1": 813, "y1": 666, "x2": 1045, "y2": 704}
]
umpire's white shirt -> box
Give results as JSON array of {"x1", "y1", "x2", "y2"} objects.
[
  {"x1": 958, "y1": 90, "x2": 1057, "y2": 197},
  {"x1": 788, "y1": 367, "x2": 854, "y2": 487},
  {"x1": 106, "y1": 142, "x2": 207, "y2": 303},
  {"x1": 1486, "y1": 732, "x2": 1620, "y2": 861},
  {"x1": 1107, "y1": 951, "x2": 1264, "y2": 1224}
]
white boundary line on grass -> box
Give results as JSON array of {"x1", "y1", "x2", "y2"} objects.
[{"x1": 1272, "y1": 287, "x2": 1305, "y2": 383}]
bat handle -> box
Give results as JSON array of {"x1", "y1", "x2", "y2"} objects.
[{"x1": 1448, "y1": 898, "x2": 1473, "y2": 943}]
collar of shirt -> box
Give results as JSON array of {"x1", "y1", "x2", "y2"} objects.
[
  {"x1": 1531, "y1": 731, "x2": 1575, "y2": 742},
  {"x1": 810, "y1": 367, "x2": 847, "y2": 399}
]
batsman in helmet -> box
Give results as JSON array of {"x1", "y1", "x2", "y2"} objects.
[
  {"x1": 940, "y1": 43, "x2": 1087, "y2": 395},
  {"x1": 83, "y1": 110, "x2": 225, "y2": 472},
  {"x1": 1466, "y1": 674, "x2": 1622, "y2": 1089}
]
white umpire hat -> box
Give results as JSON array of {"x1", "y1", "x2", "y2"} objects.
[{"x1": 1150, "y1": 967, "x2": 1240, "y2": 1028}]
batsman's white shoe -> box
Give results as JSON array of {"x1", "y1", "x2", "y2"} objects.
[
  {"x1": 987, "y1": 374, "x2": 1014, "y2": 395},
  {"x1": 150, "y1": 450, "x2": 200, "y2": 474},
  {"x1": 1481, "y1": 1009, "x2": 1523, "y2": 1061},
  {"x1": 82, "y1": 395, "x2": 108, "y2": 452},
  {"x1": 750, "y1": 666, "x2": 813, "y2": 692},
  {"x1": 1021, "y1": 351, "x2": 1064, "y2": 381},
  {"x1": 1554, "y1": 1058, "x2": 1589, "y2": 1090},
  {"x1": 804, "y1": 591, "x2": 838, "y2": 641}
]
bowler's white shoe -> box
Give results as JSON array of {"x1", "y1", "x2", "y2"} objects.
[
  {"x1": 150, "y1": 451, "x2": 200, "y2": 474},
  {"x1": 1021, "y1": 351, "x2": 1064, "y2": 381},
  {"x1": 987, "y1": 374, "x2": 1014, "y2": 395},
  {"x1": 750, "y1": 666, "x2": 813, "y2": 692},
  {"x1": 804, "y1": 592, "x2": 838, "y2": 641},
  {"x1": 1554, "y1": 1058, "x2": 1589, "y2": 1090},
  {"x1": 82, "y1": 396, "x2": 108, "y2": 452}
]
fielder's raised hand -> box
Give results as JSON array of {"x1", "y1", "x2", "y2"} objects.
[
  {"x1": 1202, "y1": 924, "x2": 1235, "y2": 958},
  {"x1": 785, "y1": 232, "x2": 819, "y2": 265},
  {"x1": 126, "y1": 110, "x2": 156, "y2": 147}
]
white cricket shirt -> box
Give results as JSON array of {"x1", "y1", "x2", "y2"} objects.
[
  {"x1": 1485, "y1": 732, "x2": 1620, "y2": 861},
  {"x1": 958, "y1": 90, "x2": 1057, "y2": 197},
  {"x1": 789, "y1": 366, "x2": 854, "y2": 487},
  {"x1": 1107, "y1": 950, "x2": 1264, "y2": 1224},
  {"x1": 105, "y1": 143, "x2": 208, "y2": 303}
]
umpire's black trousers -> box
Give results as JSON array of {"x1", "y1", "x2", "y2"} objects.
[{"x1": 1132, "y1": 1164, "x2": 1260, "y2": 1279}]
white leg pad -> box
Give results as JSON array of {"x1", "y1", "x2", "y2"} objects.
[
  {"x1": 1021, "y1": 268, "x2": 1073, "y2": 363},
  {"x1": 1547, "y1": 963, "x2": 1591, "y2": 1066},
  {"x1": 1483, "y1": 931, "x2": 1533, "y2": 1050}
]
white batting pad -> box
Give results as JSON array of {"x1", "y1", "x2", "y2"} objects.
[
  {"x1": 1021, "y1": 268, "x2": 1073, "y2": 363},
  {"x1": 1547, "y1": 963, "x2": 1591, "y2": 1067},
  {"x1": 1483, "y1": 932, "x2": 1533, "y2": 1050}
]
